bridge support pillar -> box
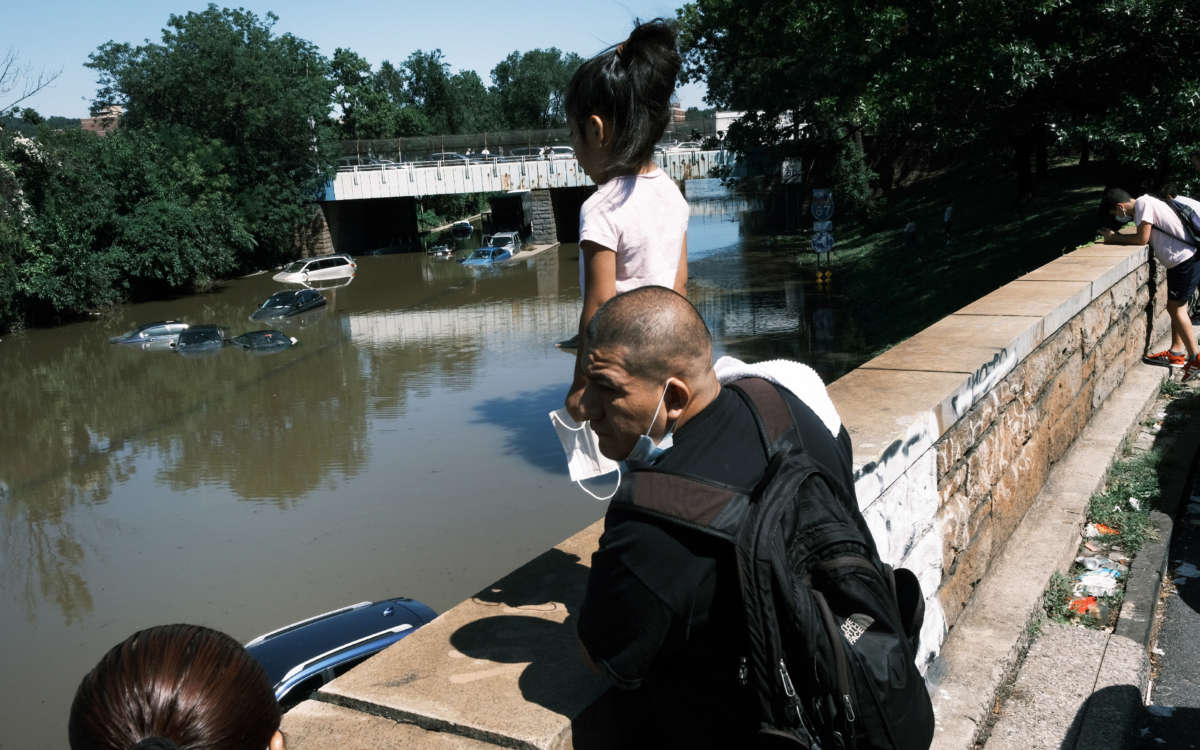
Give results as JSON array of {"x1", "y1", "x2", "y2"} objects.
[{"x1": 530, "y1": 189, "x2": 557, "y2": 244}]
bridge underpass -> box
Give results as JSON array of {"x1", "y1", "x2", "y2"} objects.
[{"x1": 315, "y1": 150, "x2": 730, "y2": 254}]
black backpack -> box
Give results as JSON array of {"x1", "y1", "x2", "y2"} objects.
[
  {"x1": 614, "y1": 378, "x2": 934, "y2": 750},
  {"x1": 1164, "y1": 197, "x2": 1200, "y2": 247}
]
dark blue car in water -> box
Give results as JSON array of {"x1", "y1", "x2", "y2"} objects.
[
  {"x1": 251, "y1": 289, "x2": 327, "y2": 321},
  {"x1": 245, "y1": 597, "x2": 437, "y2": 708}
]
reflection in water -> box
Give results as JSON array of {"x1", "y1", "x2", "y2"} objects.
[{"x1": 0, "y1": 179, "x2": 871, "y2": 748}]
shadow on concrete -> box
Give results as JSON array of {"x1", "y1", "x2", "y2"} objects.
[
  {"x1": 470, "y1": 383, "x2": 569, "y2": 475},
  {"x1": 1152, "y1": 389, "x2": 1200, "y2": 618},
  {"x1": 448, "y1": 548, "x2": 610, "y2": 722},
  {"x1": 1128, "y1": 704, "x2": 1200, "y2": 749},
  {"x1": 1140, "y1": 256, "x2": 1159, "y2": 358},
  {"x1": 1059, "y1": 684, "x2": 1141, "y2": 750}
]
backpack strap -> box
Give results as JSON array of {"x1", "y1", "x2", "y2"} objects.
[
  {"x1": 1147, "y1": 195, "x2": 1200, "y2": 248},
  {"x1": 628, "y1": 472, "x2": 740, "y2": 527},
  {"x1": 726, "y1": 377, "x2": 796, "y2": 457}
]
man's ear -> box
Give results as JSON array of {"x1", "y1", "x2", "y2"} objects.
[{"x1": 663, "y1": 377, "x2": 691, "y2": 423}]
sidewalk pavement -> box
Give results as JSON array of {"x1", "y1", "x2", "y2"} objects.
[{"x1": 977, "y1": 371, "x2": 1200, "y2": 750}]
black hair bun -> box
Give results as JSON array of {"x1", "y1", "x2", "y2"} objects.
[{"x1": 623, "y1": 18, "x2": 679, "y2": 61}]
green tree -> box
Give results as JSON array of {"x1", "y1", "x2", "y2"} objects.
[
  {"x1": 331, "y1": 48, "x2": 411, "y2": 140},
  {"x1": 490, "y1": 48, "x2": 583, "y2": 129},
  {"x1": 401, "y1": 50, "x2": 456, "y2": 134},
  {"x1": 86, "y1": 4, "x2": 335, "y2": 263},
  {"x1": 447, "y1": 70, "x2": 497, "y2": 134}
]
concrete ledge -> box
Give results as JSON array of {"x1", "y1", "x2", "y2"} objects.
[
  {"x1": 281, "y1": 701, "x2": 498, "y2": 749},
  {"x1": 926, "y1": 360, "x2": 1166, "y2": 750},
  {"x1": 311, "y1": 520, "x2": 609, "y2": 749}
]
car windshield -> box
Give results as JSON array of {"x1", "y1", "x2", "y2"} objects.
[
  {"x1": 283, "y1": 261, "x2": 307, "y2": 272},
  {"x1": 468, "y1": 250, "x2": 489, "y2": 259},
  {"x1": 264, "y1": 293, "x2": 297, "y2": 308},
  {"x1": 494, "y1": 236, "x2": 513, "y2": 248},
  {"x1": 181, "y1": 330, "x2": 220, "y2": 345}
]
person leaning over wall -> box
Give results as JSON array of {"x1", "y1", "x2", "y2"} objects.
[
  {"x1": 1100, "y1": 187, "x2": 1200, "y2": 380},
  {"x1": 69, "y1": 624, "x2": 285, "y2": 750}
]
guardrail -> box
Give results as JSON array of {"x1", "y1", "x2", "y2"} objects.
[{"x1": 333, "y1": 149, "x2": 717, "y2": 173}]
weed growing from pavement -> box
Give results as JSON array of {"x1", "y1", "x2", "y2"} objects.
[
  {"x1": 1086, "y1": 449, "x2": 1160, "y2": 554},
  {"x1": 1044, "y1": 572, "x2": 1075, "y2": 623},
  {"x1": 1160, "y1": 379, "x2": 1186, "y2": 398},
  {"x1": 1048, "y1": 431, "x2": 1165, "y2": 629}
]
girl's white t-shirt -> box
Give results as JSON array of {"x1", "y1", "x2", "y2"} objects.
[{"x1": 578, "y1": 167, "x2": 690, "y2": 293}]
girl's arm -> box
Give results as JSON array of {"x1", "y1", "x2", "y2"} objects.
[
  {"x1": 566, "y1": 241, "x2": 616, "y2": 421},
  {"x1": 672, "y1": 232, "x2": 688, "y2": 295}
]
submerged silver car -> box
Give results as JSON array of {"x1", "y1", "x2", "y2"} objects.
[
  {"x1": 273, "y1": 254, "x2": 357, "y2": 284},
  {"x1": 109, "y1": 321, "x2": 190, "y2": 350}
]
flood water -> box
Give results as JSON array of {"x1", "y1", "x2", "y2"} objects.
[{"x1": 0, "y1": 180, "x2": 868, "y2": 747}]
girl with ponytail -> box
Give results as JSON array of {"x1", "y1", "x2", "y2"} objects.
[{"x1": 563, "y1": 18, "x2": 691, "y2": 420}]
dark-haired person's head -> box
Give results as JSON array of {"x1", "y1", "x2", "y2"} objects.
[
  {"x1": 69, "y1": 624, "x2": 284, "y2": 750},
  {"x1": 1099, "y1": 187, "x2": 1134, "y2": 218},
  {"x1": 581, "y1": 286, "x2": 718, "y2": 460},
  {"x1": 565, "y1": 18, "x2": 681, "y2": 182}
]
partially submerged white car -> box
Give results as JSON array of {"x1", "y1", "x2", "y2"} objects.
[{"x1": 273, "y1": 254, "x2": 357, "y2": 284}]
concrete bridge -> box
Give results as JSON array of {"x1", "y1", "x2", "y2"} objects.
[
  {"x1": 279, "y1": 238, "x2": 1176, "y2": 749},
  {"x1": 310, "y1": 150, "x2": 733, "y2": 253},
  {"x1": 322, "y1": 150, "x2": 731, "y2": 201}
]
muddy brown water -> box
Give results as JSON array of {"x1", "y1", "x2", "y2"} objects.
[{"x1": 0, "y1": 183, "x2": 868, "y2": 747}]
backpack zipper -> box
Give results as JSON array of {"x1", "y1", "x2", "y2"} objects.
[{"x1": 814, "y1": 589, "x2": 856, "y2": 726}]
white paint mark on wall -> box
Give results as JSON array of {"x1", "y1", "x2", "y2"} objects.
[{"x1": 855, "y1": 414, "x2": 947, "y2": 670}]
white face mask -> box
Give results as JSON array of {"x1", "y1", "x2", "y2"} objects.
[
  {"x1": 624, "y1": 383, "x2": 675, "y2": 469},
  {"x1": 548, "y1": 408, "x2": 622, "y2": 501}
]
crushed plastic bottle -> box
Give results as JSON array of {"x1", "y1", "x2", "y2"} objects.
[{"x1": 1077, "y1": 556, "x2": 1128, "y2": 575}]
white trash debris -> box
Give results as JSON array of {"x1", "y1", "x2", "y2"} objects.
[
  {"x1": 1076, "y1": 556, "x2": 1127, "y2": 575},
  {"x1": 1076, "y1": 572, "x2": 1119, "y2": 596},
  {"x1": 1128, "y1": 497, "x2": 1141, "y2": 511}
]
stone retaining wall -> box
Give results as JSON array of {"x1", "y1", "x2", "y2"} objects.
[
  {"x1": 282, "y1": 241, "x2": 1166, "y2": 748},
  {"x1": 827, "y1": 244, "x2": 1167, "y2": 668}
]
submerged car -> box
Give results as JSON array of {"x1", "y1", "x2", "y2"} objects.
[
  {"x1": 171, "y1": 325, "x2": 227, "y2": 355},
  {"x1": 246, "y1": 597, "x2": 437, "y2": 708},
  {"x1": 110, "y1": 321, "x2": 189, "y2": 350},
  {"x1": 231, "y1": 329, "x2": 298, "y2": 354},
  {"x1": 272, "y1": 254, "x2": 356, "y2": 284},
  {"x1": 251, "y1": 289, "x2": 327, "y2": 321},
  {"x1": 460, "y1": 246, "x2": 512, "y2": 266}
]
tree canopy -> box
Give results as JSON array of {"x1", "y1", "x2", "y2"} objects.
[
  {"x1": 678, "y1": 0, "x2": 1200, "y2": 204},
  {"x1": 87, "y1": 4, "x2": 336, "y2": 258}
]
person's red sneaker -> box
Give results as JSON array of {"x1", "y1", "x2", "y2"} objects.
[
  {"x1": 1183, "y1": 356, "x2": 1200, "y2": 382},
  {"x1": 1145, "y1": 349, "x2": 1188, "y2": 368}
]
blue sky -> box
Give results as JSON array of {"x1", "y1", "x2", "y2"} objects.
[{"x1": 4, "y1": 0, "x2": 708, "y2": 119}]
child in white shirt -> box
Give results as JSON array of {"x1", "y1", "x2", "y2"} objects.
[{"x1": 563, "y1": 19, "x2": 690, "y2": 420}]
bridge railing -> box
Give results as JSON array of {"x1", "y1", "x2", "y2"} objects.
[{"x1": 333, "y1": 148, "x2": 731, "y2": 174}]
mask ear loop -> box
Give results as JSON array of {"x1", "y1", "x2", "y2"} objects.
[{"x1": 575, "y1": 463, "x2": 622, "y2": 502}]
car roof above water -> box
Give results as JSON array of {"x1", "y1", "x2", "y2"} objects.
[{"x1": 245, "y1": 597, "x2": 436, "y2": 687}]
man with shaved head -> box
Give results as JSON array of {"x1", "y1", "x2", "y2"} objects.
[{"x1": 575, "y1": 286, "x2": 854, "y2": 747}]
